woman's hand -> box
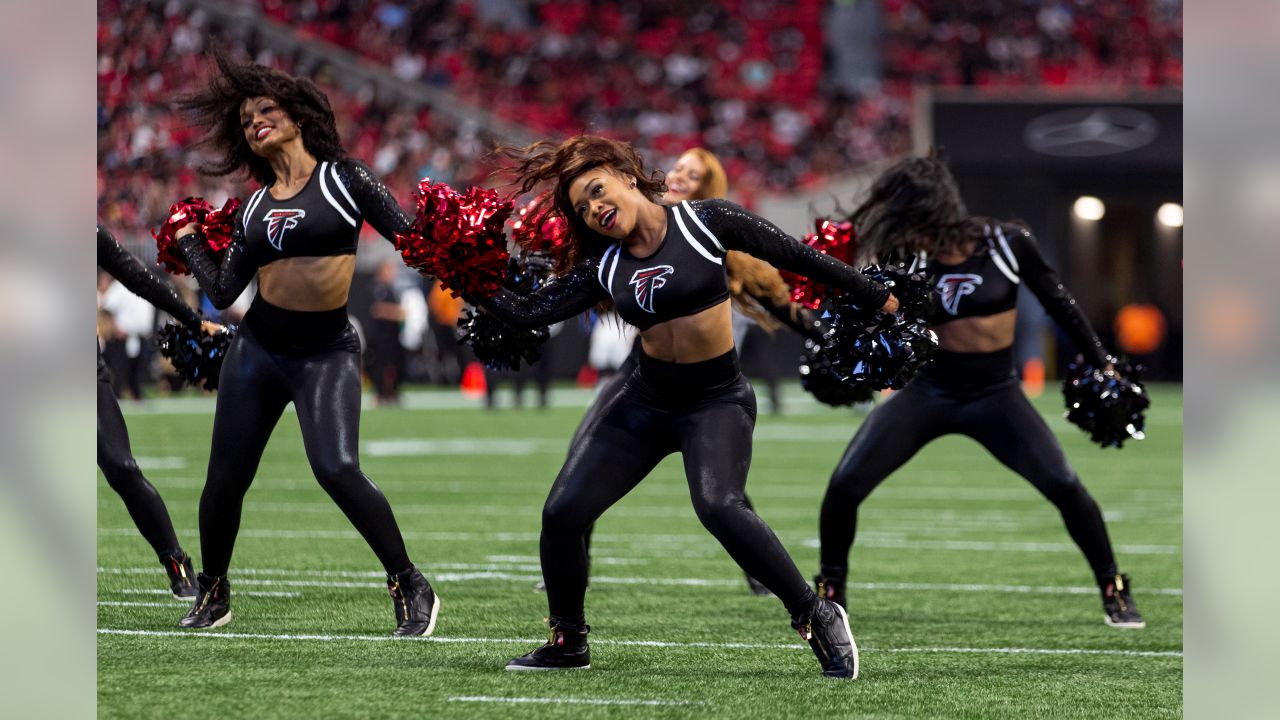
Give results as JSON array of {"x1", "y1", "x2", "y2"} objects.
[
  {"x1": 880, "y1": 293, "x2": 900, "y2": 314},
  {"x1": 175, "y1": 222, "x2": 198, "y2": 240},
  {"x1": 201, "y1": 320, "x2": 226, "y2": 335}
]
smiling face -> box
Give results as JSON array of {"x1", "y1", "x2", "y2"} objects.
[
  {"x1": 239, "y1": 96, "x2": 301, "y2": 157},
  {"x1": 567, "y1": 166, "x2": 647, "y2": 240},
  {"x1": 663, "y1": 151, "x2": 708, "y2": 204}
]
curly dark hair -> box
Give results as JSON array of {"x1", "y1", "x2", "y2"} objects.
[
  {"x1": 849, "y1": 153, "x2": 998, "y2": 261},
  {"x1": 178, "y1": 51, "x2": 345, "y2": 186},
  {"x1": 495, "y1": 135, "x2": 667, "y2": 272}
]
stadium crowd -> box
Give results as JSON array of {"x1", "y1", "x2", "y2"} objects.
[{"x1": 99, "y1": 0, "x2": 1181, "y2": 251}]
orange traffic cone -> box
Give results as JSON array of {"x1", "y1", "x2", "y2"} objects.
[
  {"x1": 460, "y1": 361, "x2": 487, "y2": 398},
  {"x1": 1023, "y1": 357, "x2": 1045, "y2": 398}
]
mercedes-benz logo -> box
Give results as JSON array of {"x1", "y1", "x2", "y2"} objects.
[{"x1": 1023, "y1": 107, "x2": 1159, "y2": 157}]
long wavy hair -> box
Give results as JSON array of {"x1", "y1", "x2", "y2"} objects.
[
  {"x1": 680, "y1": 147, "x2": 729, "y2": 202},
  {"x1": 497, "y1": 135, "x2": 667, "y2": 273},
  {"x1": 674, "y1": 147, "x2": 789, "y2": 330},
  {"x1": 178, "y1": 52, "x2": 345, "y2": 186},
  {"x1": 849, "y1": 154, "x2": 995, "y2": 262}
]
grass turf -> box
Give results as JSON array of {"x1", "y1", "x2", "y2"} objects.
[{"x1": 98, "y1": 382, "x2": 1182, "y2": 719}]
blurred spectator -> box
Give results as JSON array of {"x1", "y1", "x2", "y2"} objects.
[
  {"x1": 98, "y1": 270, "x2": 157, "y2": 400},
  {"x1": 425, "y1": 280, "x2": 466, "y2": 384},
  {"x1": 368, "y1": 258, "x2": 412, "y2": 404}
]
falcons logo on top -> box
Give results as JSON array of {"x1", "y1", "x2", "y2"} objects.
[
  {"x1": 629, "y1": 265, "x2": 675, "y2": 314},
  {"x1": 263, "y1": 209, "x2": 306, "y2": 251},
  {"x1": 936, "y1": 273, "x2": 983, "y2": 315}
]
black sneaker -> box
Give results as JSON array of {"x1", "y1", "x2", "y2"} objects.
[
  {"x1": 1101, "y1": 574, "x2": 1146, "y2": 629},
  {"x1": 745, "y1": 573, "x2": 774, "y2": 597},
  {"x1": 814, "y1": 572, "x2": 847, "y2": 610},
  {"x1": 793, "y1": 599, "x2": 859, "y2": 679},
  {"x1": 388, "y1": 566, "x2": 441, "y2": 637},
  {"x1": 505, "y1": 619, "x2": 591, "y2": 671},
  {"x1": 163, "y1": 552, "x2": 197, "y2": 600},
  {"x1": 178, "y1": 574, "x2": 231, "y2": 629}
]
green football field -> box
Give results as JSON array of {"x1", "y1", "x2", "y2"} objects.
[{"x1": 97, "y1": 382, "x2": 1183, "y2": 719}]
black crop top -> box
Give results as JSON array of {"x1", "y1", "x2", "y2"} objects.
[
  {"x1": 922, "y1": 223, "x2": 1109, "y2": 366},
  {"x1": 481, "y1": 198, "x2": 889, "y2": 333},
  {"x1": 593, "y1": 202, "x2": 731, "y2": 330},
  {"x1": 178, "y1": 158, "x2": 412, "y2": 309},
  {"x1": 97, "y1": 225, "x2": 201, "y2": 328}
]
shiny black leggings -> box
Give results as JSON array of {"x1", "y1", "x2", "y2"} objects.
[
  {"x1": 197, "y1": 322, "x2": 411, "y2": 577},
  {"x1": 818, "y1": 349, "x2": 1118, "y2": 584},
  {"x1": 97, "y1": 354, "x2": 182, "y2": 559},
  {"x1": 542, "y1": 350, "x2": 816, "y2": 623},
  {"x1": 569, "y1": 348, "x2": 760, "y2": 557}
]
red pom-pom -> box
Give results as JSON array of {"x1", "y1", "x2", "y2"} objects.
[
  {"x1": 396, "y1": 179, "x2": 514, "y2": 299},
  {"x1": 152, "y1": 197, "x2": 243, "y2": 275},
  {"x1": 781, "y1": 218, "x2": 858, "y2": 309},
  {"x1": 202, "y1": 197, "x2": 242, "y2": 253},
  {"x1": 510, "y1": 193, "x2": 568, "y2": 252}
]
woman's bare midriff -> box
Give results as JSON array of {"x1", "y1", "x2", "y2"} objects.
[
  {"x1": 256, "y1": 255, "x2": 357, "y2": 311},
  {"x1": 935, "y1": 308, "x2": 1017, "y2": 353},
  {"x1": 639, "y1": 299, "x2": 735, "y2": 363}
]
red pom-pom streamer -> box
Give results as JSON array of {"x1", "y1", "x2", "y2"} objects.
[
  {"x1": 780, "y1": 218, "x2": 858, "y2": 309},
  {"x1": 396, "y1": 179, "x2": 514, "y2": 299},
  {"x1": 152, "y1": 197, "x2": 242, "y2": 275},
  {"x1": 510, "y1": 193, "x2": 568, "y2": 253}
]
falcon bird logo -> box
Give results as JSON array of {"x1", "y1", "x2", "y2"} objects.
[
  {"x1": 629, "y1": 265, "x2": 675, "y2": 314},
  {"x1": 263, "y1": 209, "x2": 306, "y2": 251},
  {"x1": 936, "y1": 273, "x2": 984, "y2": 315}
]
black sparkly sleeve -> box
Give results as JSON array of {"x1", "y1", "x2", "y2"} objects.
[
  {"x1": 333, "y1": 157, "x2": 413, "y2": 241},
  {"x1": 97, "y1": 225, "x2": 202, "y2": 328},
  {"x1": 1009, "y1": 227, "x2": 1111, "y2": 366},
  {"x1": 691, "y1": 199, "x2": 890, "y2": 310},
  {"x1": 477, "y1": 260, "x2": 609, "y2": 330},
  {"x1": 177, "y1": 204, "x2": 258, "y2": 311}
]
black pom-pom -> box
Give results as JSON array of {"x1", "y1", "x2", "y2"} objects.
[
  {"x1": 1062, "y1": 357, "x2": 1150, "y2": 448},
  {"x1": 455, "y1": 250, "x2": 555, "y2": 370},
  {"x1": 456, "y1": 309, "x2": 549, "y2": 371},
  {"x1": 861, "y1": 262, "x2": 936, "y2": 319},
  {"x1": 798, "y1": 339, "x2": 875, "y2": 407},
  {"x1": 157, "y1": 322, "x2": 235, "y2": 391},
  {"x1": 504, "y1": 250, "x2": 555, "y2": 295},
  {"x1": 812, "y1": 263, "x2": 938, "y2": 391}
]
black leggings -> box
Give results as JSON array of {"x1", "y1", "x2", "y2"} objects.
[
  {"x1": 818, "y1": 348, "x2": 1118, "y2": 583},
  {"x1": 197, "y1": 299, "x2": 411, "y2": 577},
  {"x1": 569, "y1": 354, "x2": 760, "y2": 554},
  {"x1": 542, "y1": 349, "x2": 815, "y2": 622},
  {"x1": 97, "y1": 353, "x2": 182, "y2": 559}
]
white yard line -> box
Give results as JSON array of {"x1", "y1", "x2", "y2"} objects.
[
  {"x1": 97, "y1": 601, "x2": 182, "y2": 608},
  {"x1": 96, "y1": 628, "x2": 1182, "y2": 658},
  {"x1": 97, "y1": 527, "x2": 1179, "y2": 555},
  {"x1": 117, "y1": 588, "x2": 301, "y2": 598},
  {"x1": 448, "y1": 696, "x2": 703, "y2": 707},
  {"x1": 97, "y1": 567, "x2": 1182, "y2": 596}
]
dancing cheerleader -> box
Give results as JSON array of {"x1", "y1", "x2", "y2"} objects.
[
  {"x1": 168, "y1": 56, "x2": 439, "y2": 633},
  {"x1": 97, "y1": 224, "x2": 204, "y2": 598},
  {"x1": 479, "y1": 135, "x2": 897, "y2": 678},
  {"x1": 540, "y1": 147, "x2": 825, "y2": 597},
  {"x1": 814, "y1": 155, "x2": 1144, "y2": 628}
]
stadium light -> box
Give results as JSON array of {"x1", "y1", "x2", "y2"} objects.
[
  {"x1": 1156, "y1": 202, "x2": 1183, "y2": 228},
  {"x1": 1073, "y1": 196, "x2": 1106, "y2": 221}
]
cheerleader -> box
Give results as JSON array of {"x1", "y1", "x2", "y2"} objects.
[
  {"x1": 169, "y1": 55, "x2": 439, "y2": 634},
  {"x1": 814, "y1": 155, "x2": 1144, "y2": 628},
  {"x1": 97, "y1": 225, "x2": 203, "y2": 598},
  {"x1": 480, "y1": 135, "x2": 897, "y2": 678},
  {"x1": 544, "y1": 147, "x2": 825, "y2": 597}
]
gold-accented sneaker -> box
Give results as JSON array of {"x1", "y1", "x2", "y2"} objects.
[{"x1": 1102, "y1": 574, "x2": 1146, "y2": 629}]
